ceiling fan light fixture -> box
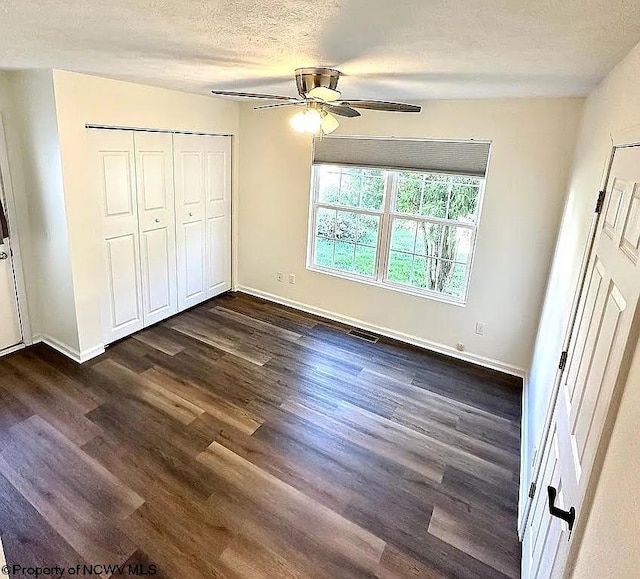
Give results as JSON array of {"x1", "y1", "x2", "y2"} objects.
[
  {"x1": 306, "y1": 86, "x2": 342, "y2": 102},
  {"x1": 320, "y1": 111, "x2": 339, "y2": 134},
  {"x1": 290, "y1": 108, "x2": 322, "y2": 134}
]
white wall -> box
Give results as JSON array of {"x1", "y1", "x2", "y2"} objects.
[
  {"x1": 237, "y1": 98, "x2": 583, "y2": 373},
  {"x1": 7, "y1": 70, "x2": 79, "y2": 350},
  {"x1": 50, "y1": 70, "x2": 240, "y2": 357},
  {"x1": 523, "y1": 41, "x2": 640, "y2": 532},
  {"x1": 525, "y1": 41, "x2": 640, "y2": 578}
]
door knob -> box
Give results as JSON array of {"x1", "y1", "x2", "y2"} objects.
[
  {"x1": 0, "y1": 251, "x2": 8, "y2": 260},
  {"x1": 547, "y1": 486, "x2": 576, "y2": 532}
]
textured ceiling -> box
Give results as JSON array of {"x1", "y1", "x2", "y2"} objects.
[{"x1": 1, "y1": 0, "x2": 640, "y2": 100}]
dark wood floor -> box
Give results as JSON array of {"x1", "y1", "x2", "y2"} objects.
[{"x1": 0, "y1": 293, "x2": 522, "y2": 578}]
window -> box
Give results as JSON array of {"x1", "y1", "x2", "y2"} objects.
[{"x1": 308, "y1": 163, "x2": 486, "y2": 303}]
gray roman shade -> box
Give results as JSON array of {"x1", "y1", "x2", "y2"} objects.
[{"x1": 313, "y1": 136, "x2": 491, "y2": 177}]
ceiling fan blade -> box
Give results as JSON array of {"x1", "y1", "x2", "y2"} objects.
[
  {"x1": 323, "y1": 104, "x2": 361, "y2": 118},
  {"x1": 253, "y1": 101, "x2": 305, "y2": 110},
  {"x1": 210, "y1": 90, "x2": 295, "y2": 101},
  {"x1": 342, "y1": 100, "x2": 422, "y2": 113}
]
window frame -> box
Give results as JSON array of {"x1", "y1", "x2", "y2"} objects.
[{"x1": 306, "y1": 163, "x2": 486, "y2": 305}]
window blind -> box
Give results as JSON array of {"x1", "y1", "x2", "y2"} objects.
[{"x1": 312, "y1": 136, "x2": 491, "y2": 177}]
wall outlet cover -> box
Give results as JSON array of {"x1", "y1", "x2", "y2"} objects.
[
  {"x1": 277, "y1": 272, "x2": 284, "y2": 283},
  {"x1": 289, "y1": 273, "x2": 296, "y2": 284}
]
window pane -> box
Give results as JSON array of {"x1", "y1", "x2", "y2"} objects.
[
  {"x1": 420, "y1": 176, "x2": 448, "y2": 218},
  {"x1": 355, "y1": 245, "x2": 376, "y2": 277},
  {"x1": 357, "y1": 214, "x2": 380, "y2": 246},
  {"x1": 441, "y1": 225, "x2": 474, "y2": 264},
  {"x1": 339, "y1": 170, "x2": 360, "y2": 206},
  {"x1": 361, "y1": 173, "x2": 385, "y2": 210},
  {"x1": 317, "y1": 168, "x2": 341, "y2": 204},
  {"x1": 412, "y1": 256, "x2": 439, "y2": 290},
  {"x1": 448, "y1": 176, "x2": 481, "y2": 221},
  {"x1": 441, "y1": 262, "x2": 467, "y2": 298},
  {"x1": 315, "y1": 237, "x2": 334, "y2": 268},
  {"x1": 316, "y1": 207, "x2": 336, "y2": 238},
  {"x1": 336, "y1": 210, "x2": 357, "y2": 242},
  {"x1": 335, "y1": 241, "x2": 355, "y2": 271},
  {"x1": 414, "y1": 222, "x2": 443, "y2": 257},
  {"x1": 317, "y1": 166, "x2": 385, "y2": 210},
  {"x1": 390, "y1": 219, "x2": 417, "y2": 253},
  {"x1": 396, "y1": 173, "x2": 422, "y2": 215},
  {"x1": 388, "y1": 251, "x2": 413, "y2": 284}
]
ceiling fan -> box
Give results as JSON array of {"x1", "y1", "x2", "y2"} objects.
[{"x1": 211, "y1": 67, "x2": 422, "y2": 135}]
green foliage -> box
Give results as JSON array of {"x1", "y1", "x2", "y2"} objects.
[{"x1": 395, "y1": 173, "x2": 479, "y2": 294}]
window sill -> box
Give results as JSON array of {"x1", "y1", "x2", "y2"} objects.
[{"x1": 306, "y1": 264, "x2": 467, "y2": 307}]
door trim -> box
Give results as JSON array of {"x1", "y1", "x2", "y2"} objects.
[
  {"x1": 520, "y1": 126, "x2": 640, "y2": 574},
  {"x1": 0, "y1": 115, "x2": 31, "y2": 350}
]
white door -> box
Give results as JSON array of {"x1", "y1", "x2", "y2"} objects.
[
  {"x1": 0, "y1": 204, "x2": 22, "y2": 352},
  {"x1": 90, "y1": 129, "x2": 144, "y2": 344},
  {"x1": 173, "y1": 134, "x2": 231, "y2": 311},
  {"x1": 134, "y1": 132, "x2": 178, "y2": 326},
  {"x1": 523, "y1": 145, "x2": 640, "y2": 578}
]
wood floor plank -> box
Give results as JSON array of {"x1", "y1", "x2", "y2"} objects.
[
  {"x1": 0, "y1": 362, "x2": 102, "y2": 446},
  {"x1": 0, "y1": 417, "x2": 140, "y2": 569},
  {"x1": 211, "y1": 306, "x2": 303, "y2": 341},
  {"x1": 94, "y1": 358, "x2": 205, "y2": 425},
  {"x1": 198, "y1": 442, "x2": 387, "y2": 572},
  {"x1": 0, "y1": 293, "x2": 522, "y2": 578},
  {"x1": 428, "y1": 503, "x2": 520, "y2": 578},
  {"x1": 169, "y1": 312, "x2": 273, "y2": 365},
  {"x1": 142, "y1": 366, "x2": 263, "y2": 434},
  {"x1": 133, "y1": 326, "x2": 186, "y2": 356}
]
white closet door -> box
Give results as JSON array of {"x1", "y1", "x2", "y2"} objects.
[
  {"x1": 134, "y1": 132, "x2": 178, "y2": 326},
  {"x1": 90, "y1": 129, "x2": 143, "y2": 344},
  {"x1": 173, "y1": 134, "x2": 231, "y2": 311},
  {"x1": 204, "y1": 137, "x2": 232, "y2": 298}
]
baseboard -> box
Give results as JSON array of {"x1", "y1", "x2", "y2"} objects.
[
  {"x1": 236, "y1": 285, "x2": 527, "y2": 379},
  {"x1": 0, "y1": 342, "x2": 27, "y2": 357},
  {"x1": 32, "y1": 333, "x2": 105, "y2": 364}
]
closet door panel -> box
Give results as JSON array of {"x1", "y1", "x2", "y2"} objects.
[
  {"x1": 173, "y1": 135, "x2": 207, "y2": 311},
  {"x1": 134, "y1": 132, "x2": 177, "y2": 325},
  {"x1": 106, "y1": 234, "x2": 141, "y2": 328},
  {"x1": 204, "y1": 142, "x2": 231, "y2": 298},
  {"x1": 183, "y1": 220, "x2": 206, "y2": 299},
  {"x1": 90, "y1": 129, "x2": 143, "y2": 344}
]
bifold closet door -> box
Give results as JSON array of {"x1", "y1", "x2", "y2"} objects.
[
  {"x1": 90, "y1": 129, "x2": 143, "y2": 343},
  {"x1": 173, "y1": 134, "x2": 231, "y2": 311},
  {"x1": 134, "y1": 132, "x2": 178, "y2": 326}
]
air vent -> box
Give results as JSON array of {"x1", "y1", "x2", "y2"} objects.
[{"x1": 347, "y1": 328, "x2": 379, "y2": 343}]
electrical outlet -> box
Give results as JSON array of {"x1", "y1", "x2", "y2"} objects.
[
  {"x1": 475, "y1": 322, "x2": 485, "y2": 336},
  {"x1": 277, "y1": 272, "x2": 284, "y2": 283},
  {"x1": 289, "y1": 273, "x2": 296, "y2": 284}
]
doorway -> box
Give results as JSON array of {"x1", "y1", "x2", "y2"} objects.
[
  {"x1": 0, "y1": 117, "x2": 26, "y2": 355},
  {"x1": 522, "y1": 139, "x2": 640, "y2": 578}
]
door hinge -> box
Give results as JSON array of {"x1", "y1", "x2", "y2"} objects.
[
  {"x1": 528, "y1": 481, "x2": 537, "y2": 499},
  {"x1": 595, "y1": 190, "x2": 606, "y2": 214},
  {"x1": 559, "y1": 350, "x2": 568, "y2": 371}
]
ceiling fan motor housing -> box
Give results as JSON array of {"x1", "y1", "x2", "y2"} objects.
[{"x1": 295, "y1": 67, "x2": 341, "y2": 97}]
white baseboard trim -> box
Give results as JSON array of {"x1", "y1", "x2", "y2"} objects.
[
  {"x1": 32, "y1": 333, "x2": 105, "y2": 364},
  {"x1": 236, "y1": 285, "x2": 527, "y2": 379},
  {"x1": 0, "y1": 342, "x2": 27, "y2": 357}
]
